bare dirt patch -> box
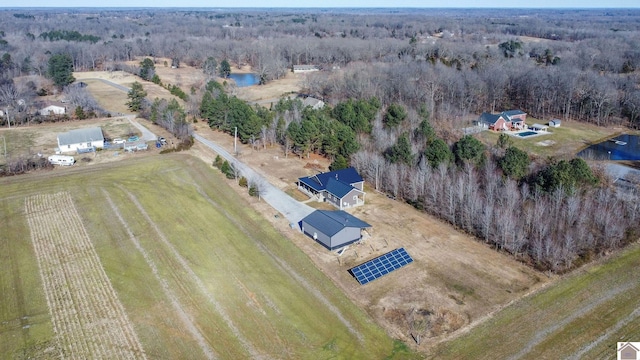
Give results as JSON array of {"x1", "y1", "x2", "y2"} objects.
[{"x1": 190, "y1": 124, "x2": 548, "y2": 352}]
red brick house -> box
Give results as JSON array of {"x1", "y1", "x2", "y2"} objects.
[{"x1": 478, "y1": 110, "x2": 527, "y2": 131}]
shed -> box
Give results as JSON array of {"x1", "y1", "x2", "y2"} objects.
[
  {"x1": 548, "y1": 119, "x2": 561, "y2": 127},
  {"x1": 57, "y1": 127, "x2": 105, "y2": 153},
  {"x1": 530, "y1": 123, "x2": 549, "y2": 132},
  {"x1": 300, "y1": 210, "x2": 371, "y2": 250}
]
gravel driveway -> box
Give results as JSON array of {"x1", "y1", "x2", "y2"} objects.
[{"x1": 194, "y1": 133, "x2": 315, "y2": 225}]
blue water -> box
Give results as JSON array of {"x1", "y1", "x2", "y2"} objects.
[
  {"x1": 578, "y1": 134, "x2": 640, "y2": 161},
  {"x1": 228, "y1": 73, "x2": 260, "y2": 87},
  {"x1": 516, "y1": 131, "x2": 538, "y2": 137}
]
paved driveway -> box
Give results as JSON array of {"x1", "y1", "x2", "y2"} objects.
[{"x1": 194, "y1": 133, "x2": 314, "y2": 225}]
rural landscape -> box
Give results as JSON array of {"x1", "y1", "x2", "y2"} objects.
[{"x1": 1, "y1": 6, "x2": 640, "y2": 359}]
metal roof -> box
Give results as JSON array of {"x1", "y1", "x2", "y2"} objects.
[
  {"x1": 298, "y1": 167, "x2": 363, "y2": 190},
  {"x1": 58, "y1": 127, "x2": 104, "y2": 146},
  {"x1": 325, "y1": 177, "x2": 360, "y2": 198},
  {"x1": 302, "y1": 210, "x2": 371, "y2": 237}
]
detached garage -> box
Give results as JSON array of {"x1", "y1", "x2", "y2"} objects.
[{"x1": 301, "y1": 210, "x2": 371, "y2": 250}]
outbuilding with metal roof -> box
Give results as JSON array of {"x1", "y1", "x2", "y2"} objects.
[{"x1": 300, "y1": 210, "x2": 371, "y2": 250}]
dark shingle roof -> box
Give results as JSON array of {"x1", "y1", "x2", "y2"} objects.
[
  {"x1": 298, "y1": 167, "x2": 364, "y2": 193},
  {"x1": 302, "y1": 210, "x2": 371, "y2": 237},
  {"x1": 478, "y1": 112, "x2": 503, "y2": 125},
  {"x1": 58, "y1": 127, "x2": 104, "y2": 146},
  {"x1": 502, "y1": 109, "x2": 526, "y2": 116}
]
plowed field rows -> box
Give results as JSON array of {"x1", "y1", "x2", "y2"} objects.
[{"x1": 25, "y1": 192, "x2": 146, "y2": 360}]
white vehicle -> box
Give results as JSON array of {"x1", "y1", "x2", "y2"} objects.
[
  {"x1": 113, "y1": 138, "x2": 126, "y2": 144},
  {"x1": 48, "y1": 155, "x2": 75, "y2": 166}
]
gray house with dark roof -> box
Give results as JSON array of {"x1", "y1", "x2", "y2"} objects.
[
  {"x1": 301, "y1": 210, "x2": 371, "y2": 250},
  {"x1": 297, "y1": 167, "x2": 365, "y2": 210},
  {"x1": 57, "y1": 127, "x2": 104, "y2": 153}
]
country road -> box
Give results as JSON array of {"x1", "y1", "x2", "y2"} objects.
[{"x1": 194, "y1": 134, "x2": 315, "y2": 225}]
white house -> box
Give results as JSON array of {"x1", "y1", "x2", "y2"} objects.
[
  {"x1": 39, "y1": 105, "x2": 66, "y2": 116},
  {"x1": 57, "y1": 127, "x2": 105, "y2": 153},
  {"x1": 293, "y1": 65, "x2": 320, "y2": 73}
]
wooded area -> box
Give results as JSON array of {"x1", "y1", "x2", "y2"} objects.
[{"x1": 1, "y1": 8, "x2": 640, "y2": 271}]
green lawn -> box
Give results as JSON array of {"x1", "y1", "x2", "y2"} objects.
[
  {"x1": 475, "y1": 118, "x2": 624, "y2": 159},
  {"x1": 0, "y1": 154, "x2": 417, "y2": 359},
  {"x1": 431, "y1": 243, "x2": 640, "y2": 359}
]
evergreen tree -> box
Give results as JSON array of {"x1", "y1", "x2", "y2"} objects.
[
  {"x1": 126, "y1": 82, "x2": 147, "y2": 112},
  {"x1": 219, "y1": 59, "x2": 231, "y2": 78},
  {"x1": 385, "y1": 134, "x2": 414, "y2": 165},
  {"x1": 424, "y1": 138, "x2": 453, "y2": 168},
  {"x1": 383, "y1": 103, "x2": 407, "y2": 128},
  {"x1": 48, "y1": 53, "x2": 75, "y2": 88},
  {"x1": 329, "y1": 155, "x2": 349, "y2": 171},
  {"x1": 499, "y1": 146, "x2": 530, "y2": 180},
  {"x1": 453, "y1": 135, "x2": 485, "y2": 165},
  {"x1": 139, "y1": 58, "x2": 155, "y2": 81},
  {"x1": 74, "y1": 106, "x2": 86, "y2": 120}
]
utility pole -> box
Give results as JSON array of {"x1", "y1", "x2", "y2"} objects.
[
  {"x1": 6, "y1": 107, "x2": 9, "y2": 129},
  {"x1": 234, "y1": 126, "x2": 237, "y2": 155}
]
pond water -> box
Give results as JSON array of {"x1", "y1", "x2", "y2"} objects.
[
  {"x1": 227, "y1": 73, "x2": 260, "y2": 87},
  {"x1": 577, "y1": 134, "x2": 640, "y2": 160}
]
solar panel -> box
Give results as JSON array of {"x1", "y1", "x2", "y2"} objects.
[{"x1": 350, "y1": 248, "x2": 413, "y2": 285}]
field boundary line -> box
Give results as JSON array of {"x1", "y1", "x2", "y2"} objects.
[
  {"x1": 508, "y1": 279, "x2": 637, "y2": 360},
  {"x1": 25, "y1": 192, "x2": 146, "y2": 360},
  {"x1": 188, "y1": 181, "x2": 365, "y2": 343},
  {"x1": 568, "y1": 305, "x2": 640, "y2": 359},
  {"x1": 118, "y1": 186, "x2": 264, "y2": 359},
  {"x1": 103, "y1": 189, "x2": 219, "y2": 360}
]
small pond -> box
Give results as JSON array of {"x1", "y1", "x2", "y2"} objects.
[
  {"x1": 577, "y1": 134, "x2": 640, "y2": 161},
  {"x1": 227, "y1": 73, "x2": 260, "y2": 87}
]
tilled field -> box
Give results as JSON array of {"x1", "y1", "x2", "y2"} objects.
[{"x1": 25, "y1": 192, "x2": 146, "y2": 360}]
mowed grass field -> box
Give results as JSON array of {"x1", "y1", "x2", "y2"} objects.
[
  {"x1": 0, "y1": 154, "x2": 416, "y2": 359},
  {"x1": 431, "y1": 242, "x2": 640, "y2": 359},
  {"x1": 475, "y1": 119, "x2": 624, "y2": 159}
]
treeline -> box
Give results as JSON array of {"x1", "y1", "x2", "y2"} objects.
[
  {"x1": 200, "y1": 81, "x2": 363, "y2": 168},
  {"x1": 1, "y1": 9, "x2": 639, "y2": 125},
  {"x1": 38, "y1": 30, "x2": 100, "y2": 44},
  {"x1": 346, "y1": 106, "x2": 638, "y2": 272}
]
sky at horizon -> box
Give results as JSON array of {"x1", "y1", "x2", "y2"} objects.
[{"x1": 4, "y1": 1, "x2": 639, "y2": 9}]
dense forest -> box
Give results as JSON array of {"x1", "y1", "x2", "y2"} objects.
[{"x1": 1, "y1": 8, "x2": 640, "y2": 271}]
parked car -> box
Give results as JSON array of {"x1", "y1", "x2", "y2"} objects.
[
  {"x1": 158, "y1": 136, "x2": 167, "y2": 144},
  {"x1": 128, "y1": 136, "x2": 139, "y2": 142},
  {"x1": 113, "y1": 138, "x2": 126, "y2": 144}
]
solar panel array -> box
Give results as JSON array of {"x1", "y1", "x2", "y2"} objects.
[{"x1": 350, "y1": 248, "x2": 413, "y2": 285}]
